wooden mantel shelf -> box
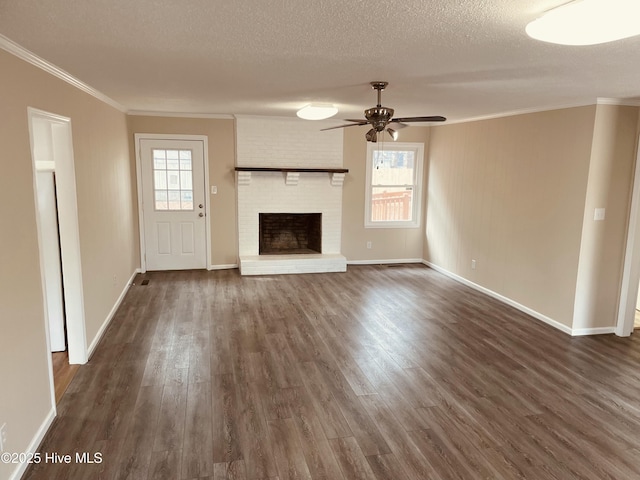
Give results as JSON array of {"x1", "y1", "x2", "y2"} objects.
[
  {"x1": 235, "y1": 167, "x2": 348, "y2": 173},
  {"x1": 235, "y1": 167, "x2": 348, "y2": 186}
]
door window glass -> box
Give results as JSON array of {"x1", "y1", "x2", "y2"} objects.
[{"x1": 153, "y1": 149, "x2": 194, "y2": 210}]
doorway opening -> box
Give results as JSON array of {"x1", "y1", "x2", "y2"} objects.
[
  {"x1": 29, "y1": 108, "x2": 87, "y2": 407},
  {"x1": 634, "y1": 279, "x2": 640, "y2": 330},
  {"x1": 617, "y1": 133, "x2": 640, "y2": 336}
]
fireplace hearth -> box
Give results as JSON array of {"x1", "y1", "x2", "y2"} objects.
[{"x1": 259, "y1": 213, "x2": 321, "y2": 254}]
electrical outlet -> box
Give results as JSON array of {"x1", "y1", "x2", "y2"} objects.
[
  {"x1": 0, "y1": 423, "x2": 7, "y2": 452},
  {"x1": 366, "y1": 241, "x2": 372, "y2": 249},
  {"x1": 471, "y1": 259, "x2": 476, "y2": 270}
]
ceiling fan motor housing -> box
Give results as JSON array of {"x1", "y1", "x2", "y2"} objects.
[{"x1": 365, "y1": 107, "x2": 394, "y2": 131}]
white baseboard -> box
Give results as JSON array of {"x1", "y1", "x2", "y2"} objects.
[
  {"x1": 8, "y1": 408, "x2": 56, "y2": 480},
  {"x1": 422, "y1": 260, "x2": 576, "y2": 336},
  {"x1": 570, "y1": 326, "x2": 617, "y2": 336},
  {"x1": 347, "y1": 258, "x2": 423, "y2": 265},
  {"x1": 208, "y1": 263, "x2": 239, "y2": 271},
  {"x1": 87, "y1": 268, "x2": 140, "y2": 359}
]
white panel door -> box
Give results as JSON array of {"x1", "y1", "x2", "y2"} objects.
[
  {"x1": 140, "y1": 139, "x2": 207, "y2": 270},
  {"x1": 36, "y1": 171, "x2": 66, "y2": 352}
]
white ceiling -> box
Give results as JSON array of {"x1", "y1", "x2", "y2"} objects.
[{"x1": 1, "y1": 0, "x2": 640, "y2": 123}]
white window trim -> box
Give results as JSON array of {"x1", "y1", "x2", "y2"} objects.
[{"x1": 364, "y1": 141, "x2": 424, "y2": 228}]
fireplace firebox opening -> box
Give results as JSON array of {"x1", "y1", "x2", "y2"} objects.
[{"x1": 259, "y1": 213, "x2": 322, "y2": 254}]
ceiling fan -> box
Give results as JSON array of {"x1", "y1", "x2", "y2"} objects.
[{"x1": 321, "y1": 81, "x2": 446, "y2": 142}]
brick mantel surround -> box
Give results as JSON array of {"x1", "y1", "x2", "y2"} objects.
[{"x1": 235, "y1": 116, "x2": 347, "y2": 275}]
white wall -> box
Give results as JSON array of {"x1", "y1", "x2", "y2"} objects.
[{"x1": 235, "y1": 116, "x2": 343, "y2": 168}]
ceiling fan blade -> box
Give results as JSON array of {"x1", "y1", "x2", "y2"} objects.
[
  {"x1": 391, "y1": 116, "x2": 446, "y2": 123},
  {"x1": 344, "y1": 119, "x2": 368, "y2": 123},
  {"x1": 320, "y1": 121, "x2": 369, "y2": 131}
]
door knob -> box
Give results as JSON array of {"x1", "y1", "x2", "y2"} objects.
[
  {"x1": 199, "y1": 204, "x2": 204, "y2": 208},
  {"x1": 199, "y1": 212, "x2": 204, "y2": 217}
]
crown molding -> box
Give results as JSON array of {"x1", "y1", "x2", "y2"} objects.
[
  {"x1": 127, "y1": 110, "x2": 234, "y2": 119},
  {"x1": 441, "y1": 98, "x2": 640, "y2": 126},
  {"x1": 597, "y1": 97, "x2": 640, "y2": 107},
  {"x1": 0, "y1": 33, "x2": 126, "y2": 112},
  {"x1": 444, "y1": 100, "x2": 600, "y2": 126},
  {"x1": 233, "y1": 114, "x2": 300, "y2": 120},
  {"x1": 233, "y1": 114, "x2": 347, "y2": 127}
]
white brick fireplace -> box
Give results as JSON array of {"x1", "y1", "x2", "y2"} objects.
[{"x1": 235, "y1": 116, "x2": 347, "y2": 275}]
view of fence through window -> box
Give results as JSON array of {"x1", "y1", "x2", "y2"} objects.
[
  {"x1": 371, "y1": 149, "x2": 415, "y2": 222},
  {"x1": 152, "y1": 149, "x2": 194, "y2": 210}
]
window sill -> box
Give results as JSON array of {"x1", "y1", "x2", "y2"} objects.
[{"x1": 365, "y1": 222, "x2": 421, "y2": 229}]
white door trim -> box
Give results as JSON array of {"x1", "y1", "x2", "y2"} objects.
[
  {"x1": 134, "y1": 133, "x2": 210, "y2": 272},
  {"x1": 28, "y1": 108, "x2": 88, "y2": 377},
  {"x1": 616, "y1": 135, "x2": 640, "y2": 336}
]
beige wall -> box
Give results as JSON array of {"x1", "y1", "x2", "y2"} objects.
[
  {"x1": 75, "y1": 105, "x2": 138, "y2": 343},
  {"x1": 573, "y1": 104, "x2": 639, "y2": 330},
  {"x1": 342, "y1": 126, "x2": 430, "y2": 261},
  {"x1": 0, "y1": 48, "x2": 137, "y2": 479},
  {"x1": 425, "y1": 106, "x2": 597, "y2": 327},
  {"x1": 126, "y1": 116, "x2": 238, "y2": 266}
]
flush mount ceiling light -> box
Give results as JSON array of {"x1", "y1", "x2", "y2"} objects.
[
  {"x1": 296, "y1": 104, "x2": 338, "y2": 120},
  {"x1": 526, "y1": 0, "x2": 640, "y2": 45}
]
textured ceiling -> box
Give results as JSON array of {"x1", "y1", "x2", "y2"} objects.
[{"x1": 1, "y1": 0, "x2": 640, "y2": 122}]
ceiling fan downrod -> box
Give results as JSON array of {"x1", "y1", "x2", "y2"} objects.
[
  {"x1": 365, "y1": 82, "x2": 394, "y2": 136},
  {"x1": 371, "y1": 81, "x2": 388, "y2": 107}
]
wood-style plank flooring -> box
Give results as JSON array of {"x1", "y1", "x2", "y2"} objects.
[
  {"x1": 52, "y1": 351, "x2": 80, "y2": 404},
  {"x1": 24, "y1": 265, "x2": 640, "y2": 479}
]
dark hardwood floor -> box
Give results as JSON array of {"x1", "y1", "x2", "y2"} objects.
[
  {"x1": 52, "y1": 351, "x2": 80, "y2": 404},
  {"x1": 24, "y1": 265, "x2": 640, "y2": 479}
]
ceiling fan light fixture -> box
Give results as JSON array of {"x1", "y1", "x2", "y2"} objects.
[
  {"x1": 318, "y1": 82, "x2": 446, "y2": 138},
  {"x1": 296, "y1": 104, "x2": 338, "y2": 120},
  {"x1": 526, "y1": 0, "x2": 640, "y2": 45}
]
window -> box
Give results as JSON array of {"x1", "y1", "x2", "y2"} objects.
[
  {"x1": 152, "y1": 149, "x2": 194, "y2": 210},
  {"x1": 365, "y1": 142, "x2": 424, "y2": 228}
]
